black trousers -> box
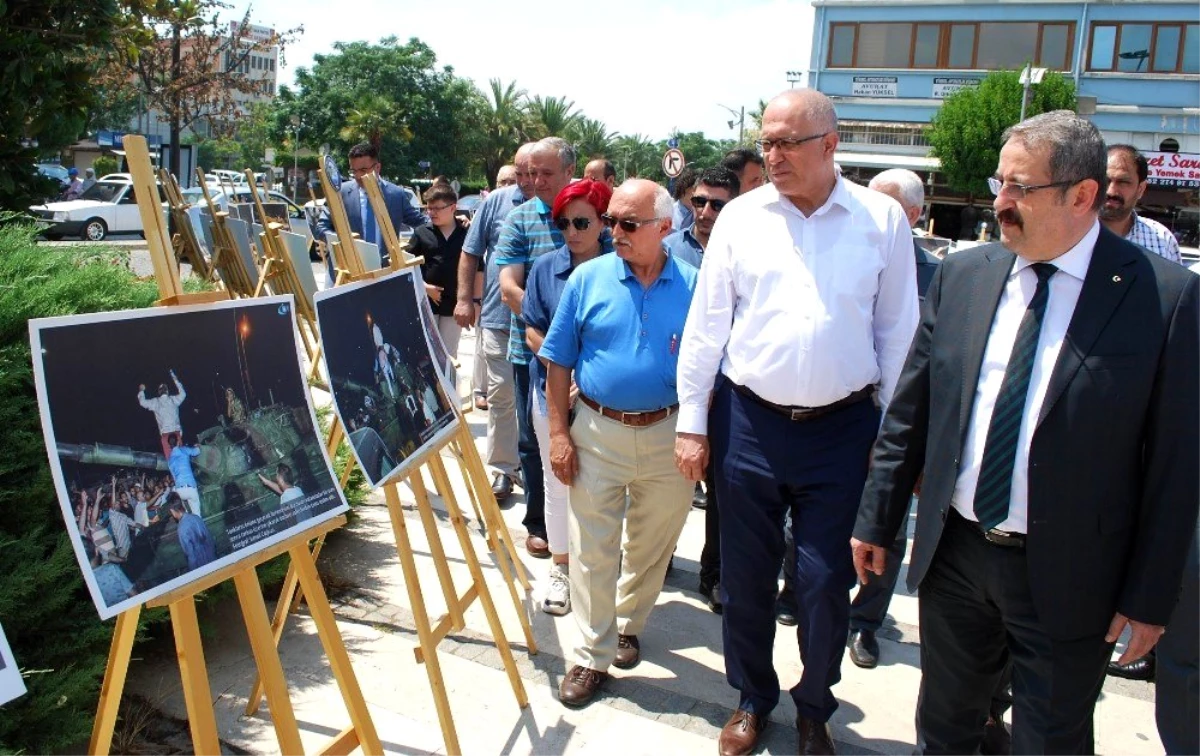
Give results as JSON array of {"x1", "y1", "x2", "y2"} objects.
[
  {"x1": 917, "y1": 510, "x2": 1112, "y2": 755},
  {"x1": 1157, "y1": 524, "x2": 1199, "y2": 755},
  {"x1": 699, "y1": 466, "x2": 720, "y2": 591}
]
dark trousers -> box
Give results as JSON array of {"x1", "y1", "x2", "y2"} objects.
[
  {"x1": 713, "y1": 380, "x2": 879, "y2": 722},
  {"x1": 917, "y1": 510, "x2": 1112, "y2": 755},
  {"x1": 513, "y1": 361, "x2": 545, "y2": 537},
  {"x1": 699, "y1": 466, "x2": 720, "y2": 591},
  {"x1": 1157, "y1": 524, "x2": 1199, "y2": 755}
]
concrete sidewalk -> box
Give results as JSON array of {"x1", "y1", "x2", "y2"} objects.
[{"x1": 125, "y1": 321, "x2": 1166, "y2": 755}]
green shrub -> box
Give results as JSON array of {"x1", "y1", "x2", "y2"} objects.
[
  {"x1": 0, "y1": 225, "x2": 159, "y2": 753},
  {"x1": 91, "y1": 156, "x2": 119, "y2": 180}
]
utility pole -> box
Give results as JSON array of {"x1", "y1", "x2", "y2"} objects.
[
  {"x1": 718, "y1": 104, "x2": 745, "y2": 145},
  {"x1": 290, "y1": 114, "x2": 300, "y2": 201}
]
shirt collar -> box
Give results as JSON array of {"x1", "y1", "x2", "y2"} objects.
[
  {"x1": 619, "y1": 245, "x2": 675, "y2": 282},
  {"x1": 1011, "y1": 219, "x2": 1099, "y2": 283},
  {"x1": 533, "y1": 197, "x2": 551, "y2": 215},
  {"x1": 769, "y1": 175, "x2": 851, "y2": 219}
]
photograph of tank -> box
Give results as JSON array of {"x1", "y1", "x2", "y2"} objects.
[
  {"x1": 30, "y1": 296, "x2": 347, "y2": 620},
  {"x1": 314, "y1": 269, "x2": 459, "y2": 488},
  {"x1": 0, "y1": 621, "x2": 25, "y2": 706}
]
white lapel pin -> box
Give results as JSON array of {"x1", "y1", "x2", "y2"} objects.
[{"x1": 1112, "y1": 275, "x2": 1122, "y2": 283}]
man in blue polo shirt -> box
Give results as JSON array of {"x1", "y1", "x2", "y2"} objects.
[{"x1": 540, "y1": 179, "x2": 699, "y2": 708}]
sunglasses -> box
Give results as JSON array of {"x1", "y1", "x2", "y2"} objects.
[
  {"x1": 690, "y1": 196, "x2": 728, "y2": 212},
  {"x1": 554, "y1": 216, "x2": 593, "y2": 231},
  {"x1": 600, "y1": 215, "x2": 663, "y2": 233}
]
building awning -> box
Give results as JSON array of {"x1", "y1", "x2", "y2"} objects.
[{"x1": 835, "y1": 151, "x2": 941, "y2": 171}]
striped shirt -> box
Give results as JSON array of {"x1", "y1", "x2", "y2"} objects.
[
  {"x1": 107, "y1": 509, "x2": 138, "y2": 555},
  {"x1": 1126, "y1": 213, "x2": 1181, "y2": 264}
]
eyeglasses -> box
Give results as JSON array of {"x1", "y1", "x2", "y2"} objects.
[
  {"x1": 755, "y1": 132, "x2": 828, "y2": 154},
  {"x1": 554, "y1": 216, "x2": 593, "y2": 232},
  {"x1": 426, "y1": 203, "x2": 453, "y2": 213},
  {"x1": 350, "y1": 162, "x2": 379, "y2": 176},
  {"x1": 601, "y1": 215, "x2": 664, "y2": 232},
  {"x1": 987, "y1": 176, "x2": 1080, "y2": 199},
  {"x1": 690, "y1": 196, "x2": 728, "y2": 212}
]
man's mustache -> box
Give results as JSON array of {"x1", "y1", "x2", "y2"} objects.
[{"x1": 997, "y1": 209, "x2": 1023, "y2": 229}]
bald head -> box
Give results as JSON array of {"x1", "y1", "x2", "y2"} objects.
[
  {"x1": 514, "y1": 142, "x2": 537, "y2": 197},
  {"x1": 584, "y1": 158, "x2": 616, "y2": 188},
  {"x1": 495, "y1": 164, "x2": 517, "y2": 187},
  {"x1": 609, "y1": 179, "x2": 673, "y2": 264},
  {"x1": 613, "y1": 178, "x2": 672, "y2": 219},
  {"x1": 760, "y1": 88, "x2": 840, "y2": 213},
  {"x1": 762, "y1": 89, "x2": 838, "y2": 135}
]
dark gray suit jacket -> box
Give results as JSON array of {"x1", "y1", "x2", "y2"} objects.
[{"x1": 855, "y1": 226, "x2": 1199, "y2": 640}]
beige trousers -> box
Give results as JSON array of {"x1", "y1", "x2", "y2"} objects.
[{"x1": 568, "y1": 401, "x2": 693, "y2": 672}]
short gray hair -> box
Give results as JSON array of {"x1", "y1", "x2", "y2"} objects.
[
  {"x1": 869, "y1": 169, "x2": 925, "y2": 214},
  {"x1": 533, "y1": 137, "x2": 577, "y2": 171},
  {"x1": 652, "y1": 183, "x2": 673, "y2": 219},
  {"x1": 1002, "y1": 110, "x2": 1106, "y2": 210}
]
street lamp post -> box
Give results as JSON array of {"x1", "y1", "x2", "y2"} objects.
[
  {"x1": 718, "y1": 104, "x2": 745, "y2": 145},
  {"x1": 1018, "y1": 65, "x2": 1048, "y2": 123},
  {"x1": 786, "y1": 70, "x2": 805, "y2": 88},
  {"x1": 289, "y1": 114, "x2": 301, "y2": 201}
]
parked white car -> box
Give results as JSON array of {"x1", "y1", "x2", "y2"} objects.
[{"x1": 31, "y1": 178, "x2": 161, "y2": 241}]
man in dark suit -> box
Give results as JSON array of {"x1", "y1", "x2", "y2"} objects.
[
  {"x1": 852, "y1": 111, "x2": 1199, "y2": 755},
  {"x1": 317, "y1": 141, "x2": 426, "y2": 273}
]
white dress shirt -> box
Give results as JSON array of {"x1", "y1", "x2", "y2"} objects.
[
  {"x1": 952, "y1": 221, "x2": 1100, "y2": 534},
  {"x1": 676, "y1": 178, "x2": 919, "y2": 435}
]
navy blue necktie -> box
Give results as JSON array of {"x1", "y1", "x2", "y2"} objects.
[
  {"x1": 972, "y1": 262, "x2": 1057, "y2": 530},
  {"x1": 362, "y1": 191, "x2": 377, "y2": 245}
]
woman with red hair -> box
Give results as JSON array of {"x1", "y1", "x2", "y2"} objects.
[{"x1": 522, "y1": 178, "x2": 612, "y2": 615}]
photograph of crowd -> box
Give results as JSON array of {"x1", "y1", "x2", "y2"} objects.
[
  {"x1": 0, "y1": 620, "x2": 25, "y2": 706},
  {"x1": 30, "y1": 296, "x2": 347, "y2": 620},
  {"x1": 314, "y1": 269, "x2": 459, "y2": 488},
  {"x1": 411, "y1": 267, "x2": 460, "y2": 402}
]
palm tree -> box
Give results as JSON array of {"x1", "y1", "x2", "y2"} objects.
[
  {"x1": 339, "y1": 93, "x2": 409, "y2": 151},
  {"x1": 479, "y1": 78, "x2": 528, "y2": 186},
  {"x1": 569, "y1": 117, "x2": 618, "y2": 160},
  {"x1": 526, "y1": 95, "x2": 580, "y2": 139},
  {"x1": 613, "y1": 133, "x2": 658, "y2": 180}
]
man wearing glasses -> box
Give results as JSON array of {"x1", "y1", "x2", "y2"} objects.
[
  {"x1": 852, "y1": 111, "x2": 1198, "y2": 754},
  {"x1": 675, "y1": 89, "x2": 918, "y2": 755},
  {"x1": 541, "y1": 179, "x2": 698, "y2": 708},
  {"x1": 317, "y1": 141, "x2": 426, "y2": 271}
]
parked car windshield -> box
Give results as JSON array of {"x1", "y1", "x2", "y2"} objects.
[{"x1": 79, "y1": 181, "x2": 127, "y2": 203}]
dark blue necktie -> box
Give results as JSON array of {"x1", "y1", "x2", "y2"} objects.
[
  {"x1": 972, "y1": 262, "x2": 1057, "y2": 530},
  {"x1": 362, "y1": 191, "x2": 377, "y2": 245}
]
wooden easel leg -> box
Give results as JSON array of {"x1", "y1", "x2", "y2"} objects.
[
  {"x1": 89, "y1": 606, "x2": 141, "y2": 756},
  {"x1": 289, "y1": 544, "x2": 384, "y2": 756},
  {"x1": 253, "y1": 258, "x2": 275, "y2": 297},
  {"x1": 290, "y1": 535, "x2": 325, "y2": 612},
  {"x1": 169, "y1": 598, "x2": 222, "y2": 755},
  {"x1": 233, "y1": 570, "x2": 304, "y2": 754},
  {"x1": 383, "y1": 484, "x2": 461, "y2": 755},
  {"x1": 427, "y1": 456, "x2": 530, "y2": 708},
  {"x1": 455, "y1": 424, "x2": 531, "y2": 590},
  {"x1": 447, "y1": 440, "x2": 487, "y2": 528},
  {"x1": 410, "y1": 471, "x2": 466, "y2": 631}
]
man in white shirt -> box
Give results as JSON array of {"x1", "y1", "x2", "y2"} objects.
[
  {"x1": 1099, "y1": 144, "x2": 1182, "y2": 263},
  {"x1": 675, "y1": 89, "x2": 918, "y2": 756},
  {"x1": 852, "y1": 111, "x2": 1198, "y2": 754}
]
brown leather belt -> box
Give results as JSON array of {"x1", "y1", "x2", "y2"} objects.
[
  {"x1": 578, "y1": 394, "x2": 678, "y2": 428},
  {"x1": 950, "y1": 508, "x2": 1026, "y2": 549},
  {"x1": 731, "y1": 383, "x2": 875, "y2": 422}
]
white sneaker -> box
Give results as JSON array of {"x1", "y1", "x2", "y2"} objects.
[{"x1": 542, "y1": 564, "x2": 571, "y2": 616}]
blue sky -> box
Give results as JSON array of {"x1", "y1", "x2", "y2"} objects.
[{"x1": 241, "y1": 0, "x2": 815, "y2": 142}]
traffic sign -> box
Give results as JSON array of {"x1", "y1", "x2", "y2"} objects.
[
  {"x1": 662, "y1": 148, "x2": 685, "y2": 178},
  {"x1": 667, "y1": 137, "x2": 680, "y2": 149}
]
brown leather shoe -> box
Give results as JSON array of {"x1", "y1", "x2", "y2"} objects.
[
  {"x1": 525, "y1": 534, "x2": 550, "y2": 558},
  {"x1": 797, "y1": 714, "x2": 835, "y2": 755},
  {"x1": 558, "y1": 665, "x2": 607, "y2": 708},
  {"x1": 614, "y1": 634, "x2": 640, "y2": 669},
  {"x1": 719, "y1": 709, "x2": 768, "y2": 756}
]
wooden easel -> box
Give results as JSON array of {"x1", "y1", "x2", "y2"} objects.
[
  {"x1": 194, "y1": 169, "x2": 258, "y2": 298},
  {"x1": 88, "y1": 136, "x2": 383, "y2": 756},
  {"x1": 158, "y1": 169, "x2": 213, "y2": 283},
  {"x1": 245, "y1": 169, "x2": 536, "y2": 755}
]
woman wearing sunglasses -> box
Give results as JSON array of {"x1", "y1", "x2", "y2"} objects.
[{"x1": 521, "y1": 177, "x2": 612, "y2": 616}]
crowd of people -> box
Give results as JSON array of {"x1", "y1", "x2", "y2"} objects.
[{"x1": 315, "y1": 88, "x2": 1197, "y2": 755}]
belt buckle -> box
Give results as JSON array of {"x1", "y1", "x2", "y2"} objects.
[
  {"x1": 789, "y1": 407, "x2": 810, "y2": 421},
  {"x1": 620, "y1": 410, "x2": 639, "y2": 426}
]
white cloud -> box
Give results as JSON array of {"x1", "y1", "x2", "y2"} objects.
[{"x1": 239, "y1": 0, "x2": 814, "y2": 144}]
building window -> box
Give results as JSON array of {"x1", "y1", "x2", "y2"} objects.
[
  {"x1": 1160, "y1": 138, "x2": 1180, "y2": 153},
  {"x1": 1088, "y1": 22, "x2": 1198, "y2": 73},
  {"x1": 827, "y1": 21, "x2": 1074, "y2": 71}
]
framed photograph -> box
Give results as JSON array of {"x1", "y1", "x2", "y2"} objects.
[
  {"x1": 278, "y1": 230, "x2": 319, "y2": 311},
  {"x1": 0, "y1": 621, "x2": 25, "y2": 707},
  {"x1": 411, "y1": 267, "x2": 461, "y2": 402},
  {"x1": 30, "y1": 296, "x2": 348, "y2": 620},
  {"x1": 314, "y1": 269, "x2": 459, "y2": 488}
]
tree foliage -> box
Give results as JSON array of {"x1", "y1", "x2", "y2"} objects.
[
  {"x1": 526, "y1": 95, "x2": 580, "y2": 139},
  {"x1": 475, "y1": 79, "x2": 529, "y2": 187},
  {"x1": 93, "y1": 0, "x2": 301, "y2": 176},
  {"x1": 570, "y1": 118, "x2": 618, "y2": 161},
  {"x1": 927, "y1": 69, "x2": 1076, "y2": 196},
  {"x1": 0, "y1": 0, "x2": 123, "y2": 211}
]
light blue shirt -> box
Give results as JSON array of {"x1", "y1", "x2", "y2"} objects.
[
  {"x1": 168, "y1": 445, "x2": 200, "y2": 489},
  {"x1": 662, "y1": 228, "x2": 704, "y2": 269},
  {"x1": 462, "y1": 184, "x2": 528, "y2": 330},
  {"x1": 539, "y1": 249, "x2": 698, "y2": 412},
  {"x1": 672, "y1": 199, "x2": 694, "y2": 231}
]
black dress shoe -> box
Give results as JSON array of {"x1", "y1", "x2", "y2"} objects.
[
  {"x1": 702, "y1": 583, "x2": 723, "y2": 614},
  {"x1": 1107, "y1": 653, "x2": 1156, "y2": 681},
  {"x1": 491, "y1": 472, "x2": 514, "y2": 501},
  {"x1": 848, "y1": 629, "x2": 879, "y2": 669},
  {"x1": 775, "y1": 590, "x2": 798, "y2": 626},
  {"x1": 980, "y1": 717, "x2": 1012, "y2": 756},
  {"x1": 692, "y1": 482, "x2": 707, "y2": 509},
  {"x1": 797, "y1": 714, "x2": 835, "y2": 755}
]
